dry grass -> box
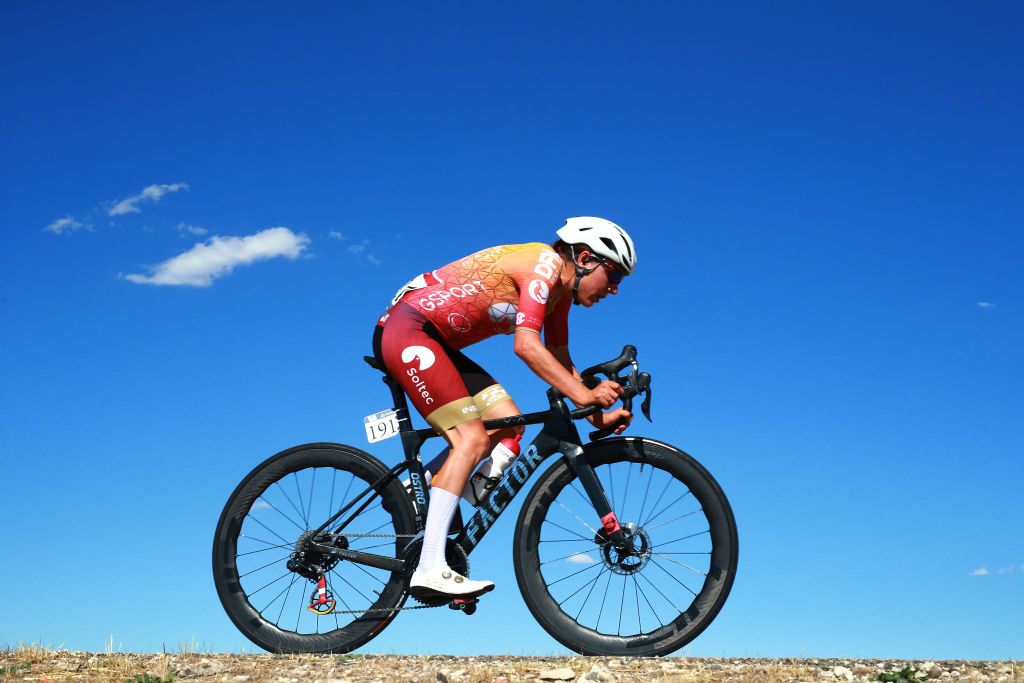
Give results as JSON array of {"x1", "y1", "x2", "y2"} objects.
[{"x1": 0, "y1": 646, "x2": 1018, "y2": 683}]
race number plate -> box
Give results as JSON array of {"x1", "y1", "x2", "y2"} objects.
[{"x1": 364, "y1": 409, "x2": 400, "y2": 443}]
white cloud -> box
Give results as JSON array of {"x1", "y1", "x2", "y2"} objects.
[
  {"x1": 46, "y1": 216, "x2": 86, "y2": 234},
  {"x1": 977, "y1": 302, "x2": 997, "y2": 309},
  {"x1": 566, "y1": 553, "x2": 597, "y2": 565},
  {"x1": 109, "y1": 182, "x2": 189, "y2": 216},
  {"x1": 122, "y1": 227, "x2": 309, "y2": 287},
  {"x1": 367, "y1": 254, "x2": 382, "y2": 265},
  {"x1": 251, "y1": 500, "x2": 272, "y2": 511},
  {"x1": 347, "y1": 241, "x2": 367, "y2": 255},
  {"x1": 328, "y1": 230, "x2": 345, "y2": 241},
  {"x1": 970, "y1": 567, "x2": 990, "y2": 576},
  {"x1": 176, "y1": 222, "x2": 208, "y2": 236}
]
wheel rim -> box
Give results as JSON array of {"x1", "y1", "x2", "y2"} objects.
[
  {"x1": 535, "y1": 459, "x2": 714, "y2": 639},
  {"x1": 229, "y1": 464, "x2": 405, "y2": 636}
]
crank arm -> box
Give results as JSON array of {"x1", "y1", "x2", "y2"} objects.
[{"x1": 311, "y1": 543, "x2": 405, "y2": 573}]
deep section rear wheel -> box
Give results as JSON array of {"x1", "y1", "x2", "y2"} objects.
[
  {"x1": 213, "y1": 443, "x2": 416, "y2": 653},
  {"x1": 513, "y1": 437, "x2": 738, "y2": 656}
]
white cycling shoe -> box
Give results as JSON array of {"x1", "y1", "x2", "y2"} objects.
[{"x1": 409, "y1": 565, "x2": 495, "y2": 601}]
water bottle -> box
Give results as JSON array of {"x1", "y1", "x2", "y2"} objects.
[{"x1": 463, "y1": 434, "x2": 522, "y2": 505}]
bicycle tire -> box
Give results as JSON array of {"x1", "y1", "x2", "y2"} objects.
[
  {"x1": 213, "y1": 443, "x2": 416, "y2": 653},
  {"x1": 513, "y1": 437, "x2": 738, "y2": 656}
]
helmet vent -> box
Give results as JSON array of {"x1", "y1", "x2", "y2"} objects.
[
  {"x1": 600, "y1": 237, "x2": 618, "y2": 254},
  {"x1": 618, "y1": 231, "x2": 633, "y2": 261}
]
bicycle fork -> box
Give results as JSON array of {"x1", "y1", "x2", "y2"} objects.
[{"x1": 559, "y1": 443, "x2": 628, "y2": 546}]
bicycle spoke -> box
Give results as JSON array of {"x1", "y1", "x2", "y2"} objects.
[
  {"x1": 306, "y1": 468, "x2": 317, "y2": 527},
  {"x1": 245, "y1": 514, "x2": 295, "y2": 548},
  {"x1": 292, "y1": 472, "x2": 309, "y2": 529},
  {"x1": 656, "y1": 529, "x2": 710, "y2": 547},
  {"x1": 541, "y1": 547, "x2": 601, "y2": 566},
  {"x1": 329, "y1": 468, "x2": 338, "y2": 528},
  {"x1": 328, "y1": 570, "x2": 358, "y2": 613},
  {"x1": 620, "y1": 463, "x2": 633, "y2": 522},
  {"x1": 617, "y1": 571, "x2": 627, "y2": 635},
  {"x1": 356, "y1": 519, "x2": 393, "y2": 537},
  {"x1": 295, "y1": 573, "x2": 305, "y2": 633},
  {"x1": 246, "y1": 568, "x2": 292, "y2": 599},
  {"x1": 595, "y1": 569, "x2": 613, "y2": 631},
  {"x1": 553, "y1": 498, "x2": 599, "y2": 536},
  {"x1": 642, "y1": 490, "x2": 693, "y2": 530},
  {"x1": 239, "y1": 552, "x2": 291, "y2": 579},
  {"x1": 569, "y1": 482, "x2": 590, "y2": 507},
  {"x1": 637, "y1": 568, "x2": 687, "y2": 615},
  {"x1": 632, "y1": 574, "x2": 664, "y2": 630},
  {"x1": 237, "y1": 537, "x2": 293, "y2": 554},
  {"x1": 331, "y1": 566, "x2": 375, "y2": 604},
  {"x1": 635, "y1": 466, "x2": 656, "y2": 528},
  {"x1": 258, "y1": 573, "x2": 294, "y2": 618},
  {"x1": 557, "y1": 564, "x2": 606, "y2": 607},
  {"x1": 650, "y1": 552, "x2": 708, "y2": 577},
  {"x1": 633, "y1": 573, "x2": 642, "y2": 634},
  {"x1": 256, "y1": 497, "x2": 306, "y2": 533},
  {"x1": 574, "y1": 565, "x2": 609, "y2": 621},
  {"x1": 337, "y1": 474, "x2": 355, "y2": 518},
  {"x1": 642, "y1": 508, "x2": 702, "y2": 533},
  {"x1": 543, "y1": 520, "x2": 593, "y2": 542},
  {"x1": 348, "y1": 560, "x2": 389, "y2": 587},
  {"x1": 276, "y1": 574, "x2": 299, "y2": 626},
  {"x1": 274, "y1": 481, "x2": 307, "y2": 529},
  {"x1": 639, "y1": 474, "x2": 673, "y2": 529},
  {"x1": 655, "y1": 551, "x2": 711, "y2": 556},
  {"x1": 546, "y1": 559, "x2": 602, "y2": 587},
  {"x1": 649, "y1": 557, "x2": 698, "y2": 597},
  {"x1": 539, "y1": 538, "x2": 594, "y2": 544},
  {"x1": 258, "y1": 572, "x2": 299, "y2": 617}
]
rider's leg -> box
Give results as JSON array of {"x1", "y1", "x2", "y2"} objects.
[
  {"x1": 425, "y1": 398, "x2": 523, "y2": 484},
  {"x1": 479, "y1": 397, "x2": 525, "y2": 445},
  {"x1": 411, "y1": 417, "x2": 495, "y2": 599}
]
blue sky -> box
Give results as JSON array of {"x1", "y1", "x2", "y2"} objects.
[{"x1": 2, "y1": 1, "x2": 1021, "y2": 660}]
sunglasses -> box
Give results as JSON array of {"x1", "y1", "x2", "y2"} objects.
[{"x1": 596, "y1": 259, "x2": 623, "y2": 285}]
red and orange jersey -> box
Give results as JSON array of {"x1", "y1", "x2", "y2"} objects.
[{"x1": 382, "y1": 243, "x2": 571, "y2": 349}]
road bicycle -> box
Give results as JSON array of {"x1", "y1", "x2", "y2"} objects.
[{"x1": 212, "y1": 345, "x2": 738, "y2": 656}]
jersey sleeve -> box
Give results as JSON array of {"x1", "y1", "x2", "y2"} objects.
[{"x1": 511, "y1": 244, "x2": 565, "y2": 336}]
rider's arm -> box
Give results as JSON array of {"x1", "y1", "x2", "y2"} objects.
[{"x1": 515, "y1": 330, "x2": 590, "y2": 405}]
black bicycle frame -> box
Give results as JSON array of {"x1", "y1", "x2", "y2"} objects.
[{"x1": 310, "y1": 370, "x2": 624, "y2": 572}]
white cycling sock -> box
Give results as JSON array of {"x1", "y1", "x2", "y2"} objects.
[{"x1": 418, "y1": 487, "x2": 460, "y2": 572}]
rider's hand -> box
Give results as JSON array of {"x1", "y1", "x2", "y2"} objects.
[
  {"x1": 589, "y1": 408, "x2": 633, "y2": 434},
  {"x1": 583, "y1": 380, "x2": 623, "y2": 408}
]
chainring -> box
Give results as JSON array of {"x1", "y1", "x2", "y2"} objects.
[{"x1": 401, "y1": 535, "x2": 470, "y2": 606}]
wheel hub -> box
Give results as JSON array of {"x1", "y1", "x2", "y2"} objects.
[{"x1": 598, "y1": 523, "x2": 651, "y2": 575}]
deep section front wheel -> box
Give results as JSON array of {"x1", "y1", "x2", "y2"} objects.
[
  {"x1": 212, "y1": 443, "x2": 416, "y2": 653},
  {"x1": 513, "y1": 437, "x2": 738, "y2": 656}
]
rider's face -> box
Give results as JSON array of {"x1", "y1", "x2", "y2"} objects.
[{"x1": 577, "y1": 254, "x2": 621, "y2": 307}]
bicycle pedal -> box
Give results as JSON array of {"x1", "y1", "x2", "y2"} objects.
[{"x1": 448, "y1": 598, "x2": 478, "y2": 615}]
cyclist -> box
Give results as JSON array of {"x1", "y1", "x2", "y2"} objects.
[{"x1": 371, "y1": 216, "x2": 637, "y2": 601}]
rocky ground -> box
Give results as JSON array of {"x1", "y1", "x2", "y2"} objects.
[{"x1": 0, "y1": 651, "x2": 1019, "y2": 683}]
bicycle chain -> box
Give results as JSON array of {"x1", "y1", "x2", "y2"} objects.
[{"x1": 315, "y1": 533, "x2": 447, "y2": 614}]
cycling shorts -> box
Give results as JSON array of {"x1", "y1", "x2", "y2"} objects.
[{"x1": 372, "y1": 302, "x2": 513, "y2": 433}]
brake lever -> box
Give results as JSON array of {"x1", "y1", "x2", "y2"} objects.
[
  {"x1": 641, "y1": 385, "x2": 652, "y2": 421},
  {"x1": 636, "y1": 372, "x2": 652, "y2": 422}
]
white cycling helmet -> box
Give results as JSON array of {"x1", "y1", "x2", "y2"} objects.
[{"x1": 556, "y1": 216, "x2": 637, "y2": 275}]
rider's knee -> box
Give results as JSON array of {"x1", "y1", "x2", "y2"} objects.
[{"x1": 452, "y1": 430, "x2": 491, "y2": 463}]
